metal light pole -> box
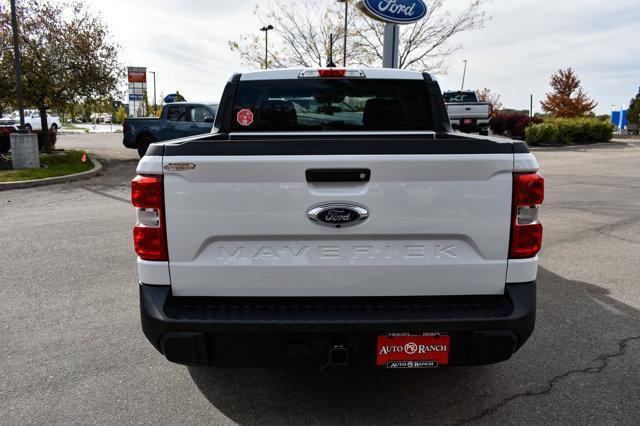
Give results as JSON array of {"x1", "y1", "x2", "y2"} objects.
[
  {"x1": 461, "y1": 60, "x2": 468, "y2": 91},
  {"x1": 260, "y1": 25, "x2": 274, "y2": 70},
  {"x1": 10, "y1": 0, "x2": 26, "y2": 133},
  {"x1": 530, "y1": 94, "x2": 534, "y2": 118},
  {"x1": 337, "y1": 0, "x2": 348, "y2": 66},
  {"x1": 149, "y1": 71, "x2": 157, "y2": 116}
]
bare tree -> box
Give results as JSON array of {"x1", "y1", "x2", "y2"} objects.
[{"x1": 229, "y1": 0, "x2": 488, "y2": 72}]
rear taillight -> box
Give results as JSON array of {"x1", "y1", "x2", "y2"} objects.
[
  {"x1": 132, "y1": 175, "x2": 167, "y2": 261},
  {"x1": 509, "y1": 172, "x2": 544, "y2": 259}
]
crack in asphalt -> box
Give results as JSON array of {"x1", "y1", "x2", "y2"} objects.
[
  {"x1": 594, "y1": 229, "x2": 640, "y2": 245},
  {"x1": 457, "y1": 335, "x2": 640, "y2": 424}
]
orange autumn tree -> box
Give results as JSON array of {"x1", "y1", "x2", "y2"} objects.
[
  {"x1": 541, "y1": 68, "x2": 597, "y2": 117},
  {"x1": 477, "y1": 88, "x2": 502, "y2": 115}
]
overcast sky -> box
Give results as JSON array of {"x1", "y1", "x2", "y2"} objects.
[{"x1": 87, "y1": 0, "x2": 639, "y2": 114}]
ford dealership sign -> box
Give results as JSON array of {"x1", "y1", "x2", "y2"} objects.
[{"x1": 360, "y1": 0, "x2": 427, "y2": 24}]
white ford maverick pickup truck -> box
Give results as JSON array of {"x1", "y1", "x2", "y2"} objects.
[{"x1": 132, "y1": 68, "x2": 543, "y2": 369}]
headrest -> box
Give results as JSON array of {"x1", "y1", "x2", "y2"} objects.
[
  {"x1": 258, "y1": 100, "x2": 297, "y2": 131},
  {"x1": 363, "y1": 98, "x2": 406, "y2": 130}
]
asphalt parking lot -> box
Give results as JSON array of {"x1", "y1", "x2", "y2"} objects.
[{"x1": 2, "y1": 133, "x2": 640, "y2": 424}]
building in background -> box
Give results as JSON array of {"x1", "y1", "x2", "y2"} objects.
[{"x1": 611, "y1": 107, "x2": 628, "y2": 134}]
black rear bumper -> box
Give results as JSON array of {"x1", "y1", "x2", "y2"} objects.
[{"x1": 140, "y1": 282, "x2": 536, "y2": 368}]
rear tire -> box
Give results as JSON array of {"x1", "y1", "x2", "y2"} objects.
[
  {"x1": 137, "y1": 135, "x2": 155, "y2": 158},
  {"x1": 25, "y1": 124, "x2": 32, "y2": 132},
  {"x1": 50, "y1": 123, "x2": 58, "y2": 132}
]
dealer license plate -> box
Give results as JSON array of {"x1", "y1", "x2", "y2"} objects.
[
  {"x1": 463, "y1": 118, "x2": 473, "y2": 125},
  {"x1": 376, "y1": 333, "x2": 450, "y2": 369}
]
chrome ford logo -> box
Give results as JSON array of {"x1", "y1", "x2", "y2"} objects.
[
  {"x1": 360, "y1": 0, "x2": 428, "y2": 25},
  {"x1": 307, "y1": 204, "x2": 369, "y2": 228}
]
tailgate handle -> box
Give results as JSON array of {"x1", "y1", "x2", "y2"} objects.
[{"x1": 306, "y1": 169, "x2": 370, "y2": 183}]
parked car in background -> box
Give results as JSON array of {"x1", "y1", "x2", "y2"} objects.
[
  {"x1": 0, "y1": 110, "x2": 62, "y2": 132},
  {"x1": 90, "y1": 112, "x2": 113, "y2": 124},
  {"x1": 444, "y1": 91, "x2": 491, "y2": 136},
  {"x1": 123, "y1": 103, "x2": 218, "y2": 157}
]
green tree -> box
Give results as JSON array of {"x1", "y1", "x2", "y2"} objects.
[
  {"x1": 0, "y1": 0, "x2": 122, "y2": 150},
  {"x1": 628, "y1": 88, "x2": 640, "y2": 127},
  {"x1": 114, "y1": 105, "x2": 126, "y2": 124}
]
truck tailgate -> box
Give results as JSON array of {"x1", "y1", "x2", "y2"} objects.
[
  {"x1": 162, "y1": 136, "x2": 514, "y2": 297},
  {"x1": 446, "y1": 103, "x2": 491, "y2": 120}
]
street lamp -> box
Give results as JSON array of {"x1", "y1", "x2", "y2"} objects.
[
  {"x1": 260, "y1": 25, "x2": 274, "y2": 70},
  {"x1": 461, "y1": 60, "x2": 468, "y2": 91},
  {"x1": 337, "y1": 0, "x2": 349, "y2": 66},
  {"x1": 149, "y1": 71, "x2": 157, "y2": 116}
]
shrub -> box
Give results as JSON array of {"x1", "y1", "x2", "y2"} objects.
[
  {"x1": 0, "y1": 128, "x2": 58, "y2": 153},
  {"x1": 490, "y1": 112, "x2": 542, "y2": 139},
  {"x1": 0, "y1": 127, "x2": 12, "y2": 153},
  {"x1": 525, "y1": 122, "x2": 560, "y2": 145},
  {"x1": 36, "y1": 129, "x2": 58, "y2": 151},
  {"x1": 526, "y1": 118, "x2": 613, "y2": 145}
]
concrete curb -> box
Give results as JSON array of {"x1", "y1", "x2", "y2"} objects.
[
  {"x1": 529, "y1": 141, "x2": 631, "y2": 151},
  {"x1": 0, "y1": 156, "x2": 103, "y2": 191}
]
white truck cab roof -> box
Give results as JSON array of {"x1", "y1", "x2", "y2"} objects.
[{"x1": 239, "y1": 67, "x2": 428, "y2": 81}]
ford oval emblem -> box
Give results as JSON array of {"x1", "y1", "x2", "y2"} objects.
[
  {"x1": 307, "y1": 204, "x2": 369, "y2": 228},
  {"x1": 360, "y1": 0, "x2": 428, "y2": 25}
]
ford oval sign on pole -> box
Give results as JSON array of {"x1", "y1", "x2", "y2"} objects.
[
  {"x1": 357, "y1": 0, "x2": 428, "y2": 68},
  {"x1": 359, "y1": 0, "x2": 427, "y2": 24}
]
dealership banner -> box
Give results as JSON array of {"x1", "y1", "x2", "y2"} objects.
[
  {"x1": 127, "y1": 67, "x2": 148, "y2": 117},
  {"x1": 127, "y1": 67, "x2": 147, "y2": 83}
]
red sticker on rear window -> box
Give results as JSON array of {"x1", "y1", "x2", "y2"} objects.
[{"x1": 237, "y1": 109, "x2": 254, "y2": 126}]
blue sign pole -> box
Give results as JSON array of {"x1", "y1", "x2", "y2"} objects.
[{"x1": 383, "y1": 24, "x2": 400, "y2": 68}]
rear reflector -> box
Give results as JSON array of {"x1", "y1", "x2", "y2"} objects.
[
  {"x1": 510, "y1": 223, "x2": 543, "y2": 259},
  {"x1": 132, "y1": 175, "x2": 167, "y2": 261},
  {"x1": 134, "y1": 226, "x2": 167, "y2": 261},
  {"x1": 510, "y1": 172, "x2": 544, "y2": 259}
]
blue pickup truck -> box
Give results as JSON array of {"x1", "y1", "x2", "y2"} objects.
[{"x1": 123, "y1": 103, "x2": 218, "y2": 157}]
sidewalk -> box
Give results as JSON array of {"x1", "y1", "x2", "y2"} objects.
[{"x1": 60, "y1": 123, "x2": 121, "y2": 134}]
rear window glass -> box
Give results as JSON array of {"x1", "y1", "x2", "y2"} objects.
[
  {"x1": 167, "y1": 106, "x2": 189, "y2": 122},
  {"x1": 443, "y1": 92, "x2": 478, "y2": 103},
  {"x1": 232, "y1": 79, "x2": 433, "y2": 132}
]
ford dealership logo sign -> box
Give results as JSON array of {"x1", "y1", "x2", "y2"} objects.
[
  {"x1": 307, "y1": 204, "x2": 369, "y2": 228},
  {"x1": 360, "y1": 0, "x2": 427, "y2": 24}
]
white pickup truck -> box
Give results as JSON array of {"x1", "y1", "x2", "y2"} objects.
[
  {"x1": 132, "y1": 68, "x2": 543, "y2": 369},
  {"x1": 444, "y1": 90, "x2": 492, "y2": 136},
  {"x1": 0, "y1": 110, "x2": 61, "y2": 132}
]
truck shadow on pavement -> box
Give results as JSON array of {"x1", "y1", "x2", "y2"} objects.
[{"x1": 188, "y1": 267, "x2": 640, "y2": 424}]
